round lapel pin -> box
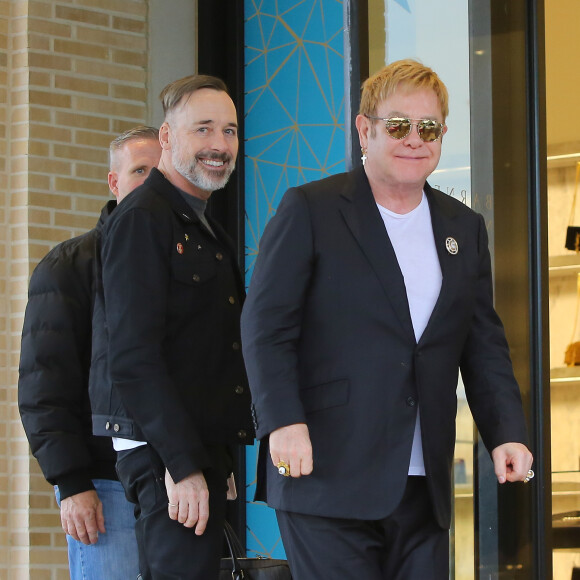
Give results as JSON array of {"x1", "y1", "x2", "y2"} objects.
[
  {"x1": 176, "y1": 242, "x2": 184, "y2": 255},
  {"x1": 445, "y1": 237, "x2": 458, "y2": 255}
]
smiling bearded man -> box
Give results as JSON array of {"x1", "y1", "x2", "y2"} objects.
[
  {"x1": 171, "y1": 136, "x2": 235, "y2": 193},
  {"x1": 89, "y1": 75, "x2": 254, "y2": 580}
]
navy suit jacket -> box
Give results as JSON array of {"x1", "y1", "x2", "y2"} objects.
[{"x1": 241, "y1": 167, "x2": 528, "y2": 529}]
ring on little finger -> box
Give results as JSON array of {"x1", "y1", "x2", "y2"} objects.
[{"x1": 523, "y1": 469, "x2": 534, "y2": 483}]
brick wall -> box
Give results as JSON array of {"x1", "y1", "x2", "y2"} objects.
[
  {"x1": 0, "y1": 0, "x2": 9, "y2": 571},
  {"x1": 2, "y1": 1, "x2": 151, "y2": 577}
]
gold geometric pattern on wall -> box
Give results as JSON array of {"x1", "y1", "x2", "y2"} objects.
[
  {"x1": 244, "y1": 0, "x2": 345, "y2": 559},
  {"x1": 244, "y1": 0, "x2": 345, "y2": 277}
]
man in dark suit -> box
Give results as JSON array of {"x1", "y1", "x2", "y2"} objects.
[
  {"x1": 89, "y1": 75, "x2": 254, "y2": 579},
  {"x1": 240, "y1": 59, "x2": 534, "y2": 580}
]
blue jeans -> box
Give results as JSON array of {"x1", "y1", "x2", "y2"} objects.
[{"x1": 55, "y1": 479, "x2": 140, "y2": 580}]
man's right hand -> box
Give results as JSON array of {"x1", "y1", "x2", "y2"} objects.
[
  {"x1": 60, "y1": 489, "x2": 105, "y2": 545},
  {"x1": 269, "y1": 422, "x2": 313, "y2": 478},
  {"x1": 165, "y1": 469, "x2": 210, "y2": 535}
]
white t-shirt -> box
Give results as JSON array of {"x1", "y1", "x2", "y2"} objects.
[
  {"x1": 113, "y1": 437, "x2": 146, "y2": 451},
  {"x1": 377, "y1": 192, "x2": 442, "y2": 475}
]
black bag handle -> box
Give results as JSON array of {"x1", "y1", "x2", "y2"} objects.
[{"x1": 223, "y1": 521, "x2": 250, "y2": 580}]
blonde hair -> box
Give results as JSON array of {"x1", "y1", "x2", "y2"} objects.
[{"x1": 359, "y1": 59, "x2": 449, "y2": 122}]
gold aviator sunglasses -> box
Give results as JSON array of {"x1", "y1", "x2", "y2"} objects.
[{"x1": 365, "y1": 115, "x2": 446, "y2": 143}]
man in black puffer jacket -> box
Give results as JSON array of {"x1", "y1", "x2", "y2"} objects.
[{"x1": 18, "y1": 126, "x2": 161, "y2": 580}]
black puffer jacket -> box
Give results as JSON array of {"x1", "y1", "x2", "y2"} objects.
[{"x1": 18, "y1": 201, "x2": 118, "y2": 501}]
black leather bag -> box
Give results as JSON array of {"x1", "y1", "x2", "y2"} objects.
[
  {"x1": 220, "y1": 521, "x2": 292, "y2": 580},
  {"x1": 565, "y1": 226, "x2": 580, "y2": 251},
  {"x1": 565, "y1": 163, "x2": 580, "y2": 250}
]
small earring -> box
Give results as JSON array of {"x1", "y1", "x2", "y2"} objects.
[{"x1": 361, "y1": 148, "x2": 367, "y2": 166}]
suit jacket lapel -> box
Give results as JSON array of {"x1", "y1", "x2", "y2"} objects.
[
  {"x1": 339, "y1": 167, "x2": 415, "y2": 343},
  {"x1": 419, "y1": 184, "x2": 463, "y2": 344}
]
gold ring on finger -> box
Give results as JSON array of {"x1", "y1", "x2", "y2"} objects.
[
  {"x1": 276, "y1": 460, "x2": 291, "y2": 477},
  {"x1": 523, "y1": 469, "x2": 534, "y2": 483}
]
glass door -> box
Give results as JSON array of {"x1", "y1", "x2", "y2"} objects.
[
  {"x1": 367, "y1": 2, "x2": 476, "y2": 578},
  {"x1": 366, "y1": 1, "x2": 550, "y2": 578}
]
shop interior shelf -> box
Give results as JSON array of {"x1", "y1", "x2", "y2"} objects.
[
  {"x1": 552, "y1": 478, "x2": 580, "y2": 496},
  {"x1": 552, "y1": 473, "x2": 580, "y2": 550},
  {"x1": 549, "y1": 254, "x2": 580, "y2": 277},
  {"x1": 550, "y1": 366, "x2": 580, "y2": 384}
]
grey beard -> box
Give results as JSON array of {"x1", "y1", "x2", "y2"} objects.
[{"x1": 173, "y1": 155, "x2": 235, "y2": 192}]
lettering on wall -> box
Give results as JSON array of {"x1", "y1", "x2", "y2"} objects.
[
  {"x1": 432, "y1": 185, "x2": 494, "y2": 237},
  {"x1": 432, "y1": 184, "x2": 469, "y2": 205}
]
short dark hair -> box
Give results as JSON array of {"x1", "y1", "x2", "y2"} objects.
[
  {"x1": 159, "y1": 74, "x2": 229, "y2": 118},
  {"x1": 109, "y1": 125, "x2": 159, "y2": 169}
]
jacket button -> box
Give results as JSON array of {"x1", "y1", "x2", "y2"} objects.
[
  {"x1": 216, "y1": 252, "x2": 223, "y2": 261},
  {"x1": 228, "y1": 296, "x2": 235, "y2": 304},
  {"x1": 113, "y1": 423, "x2": 120, "y2": 432},
  {"x1": 406, "y1": 397, "x2": 416, "y2": 407},
  {"x1": 192, "y1": 274, "x2": 201, "y2": 282},
  {"x1": 232, "y1": 342, "x2": 240, "y2": 351},
  {"x1": 237, "y1": 429, "x2": 247, "y2": 439},
  {"x1": 105, "y1": 421, "x2": 111, "y2": 430},
  {"x1": 234, "y1": 385, "x2": 244, "y2": 395}
]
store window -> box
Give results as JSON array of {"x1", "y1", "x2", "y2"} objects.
[{"x1": 546, "y1": 0, "x2": 580, "y2": 578}]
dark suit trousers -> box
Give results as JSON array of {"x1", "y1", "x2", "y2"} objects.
[
  {"x1": 276, "y1": 476, "x2": 449, "y2": 580},
  {"x1": 116, "y1": 445, "x2": 229, "y2": 580}
]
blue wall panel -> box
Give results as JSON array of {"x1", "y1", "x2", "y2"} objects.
[{"x1": 244, "y1": 0, "x2": 345, "y2": 558}]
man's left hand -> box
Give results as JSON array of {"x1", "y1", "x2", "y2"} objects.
[
  {"x1": 165, "y1": 469, "x2": 209, "y2": 535},
  {"x1": 491, "y1": 442, "x2": 533, "y2": 484}
]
